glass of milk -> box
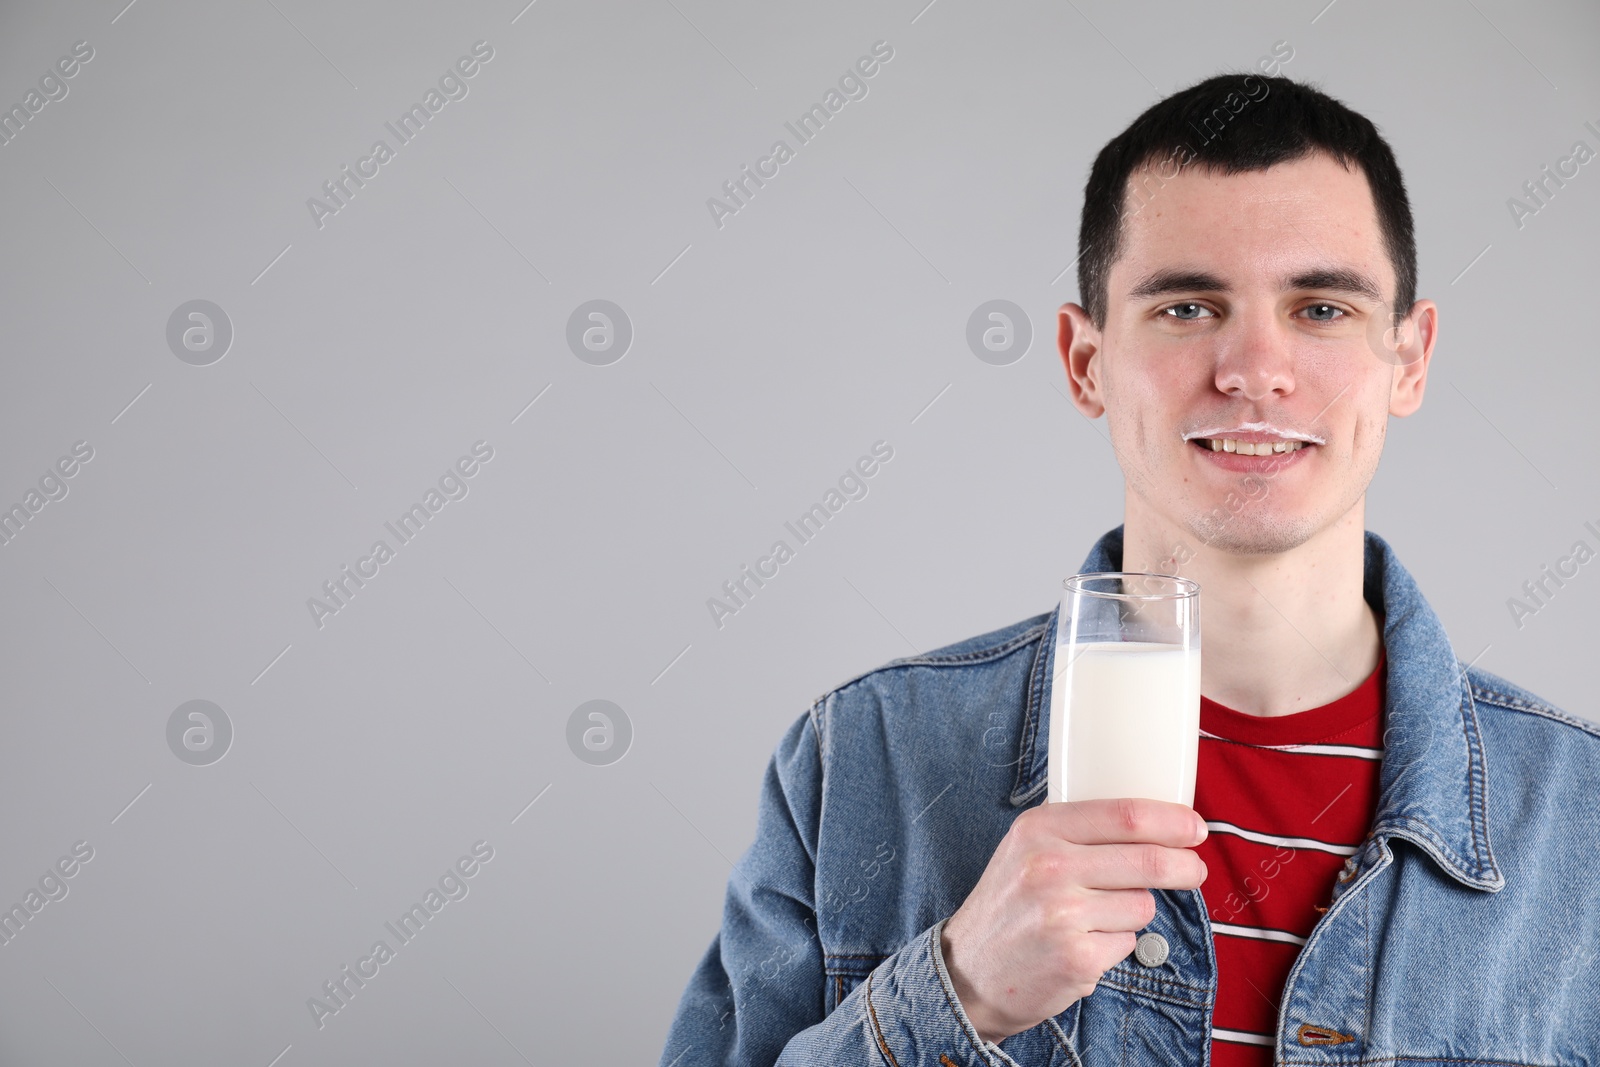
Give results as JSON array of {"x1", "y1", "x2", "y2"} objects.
[{"x1": 1047, "y1": 573, "x2": 1201, "y2": 806}]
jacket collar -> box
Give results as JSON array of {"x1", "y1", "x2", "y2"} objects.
[{"x1": 1011, "y1": 525, "x2": 1504, "y2": 893}]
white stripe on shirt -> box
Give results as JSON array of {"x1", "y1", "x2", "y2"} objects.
[
  {"x1": 1212, "y1": 1027, "x2": 1275, "y2": 1046},
  {"x1": 1200, "y1": 728, "x2": 1383, "y2": 760},
  {"x1": 1203, "y1": 819, "x2": 1359, "y2": 856},
  {"x1": 1210, "y1": 920, "x2": 1309, "y2": 946}
]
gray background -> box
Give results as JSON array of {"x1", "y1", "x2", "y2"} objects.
[{"x1": 0, "y1": 0, "x2": 1596, "y2": 1064}]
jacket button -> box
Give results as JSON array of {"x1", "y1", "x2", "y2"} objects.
[{"x1": 1134, "y1": 931, "x2": 1169, "y2": 967}]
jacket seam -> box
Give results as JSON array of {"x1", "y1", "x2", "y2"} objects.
[
  {"x1": 816, "y1": 618, "x2": 1051, "y2": 708},
  {"x1": 1362, "y1": 858, "x2": 1376, "y2": 1058},
  {"x1": 1096, "y1": 973, "x2": 1210, "y2": 1010},
  {"x1": 931, "y1": 965, "x2": 1002, "y2": 1067},
  {"x1": 1041, "y1": 1016, "x2": 1085, "y2": 1067},
  {"x1": 1272, "y1": 845, "x2": 1392, "y2": 1053},
  {"x1": 1014, "y1": 607, "x2": 1055, "y2": 803},
  {"x1": 863, "y1": 971, "x2": 901, "y2": 1067},
  {"x1": 1458, "y1": 682, "x2": 1489, "y2": 875},
  {"x1": 1469, "y1": 678, "x2": 1599, "y2": 890},
  {"x1": 1102, "y1": 964, "x2": 1213, "y2": 996},
  {"x1": 1117, "y1": 986, "x2": 1133, "y2": 1067},
  {"x1": 1470, "y1": 685, "x2": 1600, "y2": 740},
  {"x1": 1375, "y1": 814, "x2": 1493, "y2": 882},
  {"x1": 928, "y1": 919, "x2": 1011, "y2": 1067}
]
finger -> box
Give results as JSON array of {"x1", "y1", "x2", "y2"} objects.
[
  {"x1": 1046, "y1": 797, "x2": 1207, "y2": 848},
  {"x1": 1072, "y1": 842, "x2": 1207, "y2": 891},
  {"x1": 1078, "y1": 887, "x2": 1159, "y2": 933}
]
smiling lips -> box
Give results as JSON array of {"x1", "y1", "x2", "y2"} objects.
[
  {"x1": 1182, "y1": 422, "x2": 1324, "y2": 460},
  {"x1": 1184, "y1": 422, "x2": 1318, "y2": 454}
]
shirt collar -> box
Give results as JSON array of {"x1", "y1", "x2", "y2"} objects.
[{"x1": 1011, "y1": 525, "x2": 1504, "y2": 893}]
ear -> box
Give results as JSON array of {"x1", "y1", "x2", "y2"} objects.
[
  {"x1": 1388, "y1": 298, "x2": 1436, "y2": 417},
  {"x1": 1059, "y1": 303, "x2": 1106, "y2": 418}
]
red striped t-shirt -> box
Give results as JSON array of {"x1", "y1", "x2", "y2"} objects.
[{"x1": 1194, "y1": 649, "x2": 1386, "y2": 1064}]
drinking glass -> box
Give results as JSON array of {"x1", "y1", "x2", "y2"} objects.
[{"x1": 1047, "y1": 572, "x2": 1202, "y2": 806}]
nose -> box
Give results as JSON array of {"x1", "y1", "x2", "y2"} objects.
[{"x1": 1213, "y1": 310, "x2": 1295, "y2": 400}]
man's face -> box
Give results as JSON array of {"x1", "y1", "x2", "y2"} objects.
[{"x1": 1061, "y1": 149, "x2": 1434, "y2": 556}]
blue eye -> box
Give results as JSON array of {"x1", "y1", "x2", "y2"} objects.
[
  {"x1": 1163, "y1": 303, "x2": 1211, "y2": 320},
  {"x1": 1303, "y1": 303, "x2": 1344, "y2": 321}
]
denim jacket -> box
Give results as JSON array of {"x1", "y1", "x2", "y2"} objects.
[{"x1": 659, "y1": 526, "x2": 1600, "y2": 1066}]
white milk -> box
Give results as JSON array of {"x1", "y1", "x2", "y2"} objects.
[{"x1": 1047, "y1": 641, "x2": 1201, "y2": 806}]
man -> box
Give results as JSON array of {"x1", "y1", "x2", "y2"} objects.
[{"x1": 658, "y1": 72, "x2": 1600, "y2": 1066}]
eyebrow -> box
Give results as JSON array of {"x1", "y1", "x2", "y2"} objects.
[{"x1": 1125, "y1": 267, "x2": 1385, "y2": 303}]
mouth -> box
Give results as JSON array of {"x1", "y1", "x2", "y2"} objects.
[
  {"x1": 1181, "y1": 420, "x2": 1324, "y2": 470},
  {"x1": 1185, "y1": 433, "x2": 1319, "y2": 471},
  {"x1": 1188, "y1": 436, "x2": 1310, "y2": 456}
]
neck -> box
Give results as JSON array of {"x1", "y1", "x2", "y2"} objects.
[{"x1": 1120, "y1": 497, "x2": 1382, "y2": 717}]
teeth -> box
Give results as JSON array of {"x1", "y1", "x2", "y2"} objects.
[{"x1": 1206, "y1": 438, "x2": 1305, "y2": 455}]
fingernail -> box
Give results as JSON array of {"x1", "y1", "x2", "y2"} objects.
[{"x1": 1194, "y1": 817, "x2": 1208, "y2": 844}]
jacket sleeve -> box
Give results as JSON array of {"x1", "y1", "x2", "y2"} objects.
[{"x1": 656, "y1": 702, "x2": 1021, "y2": 1067}]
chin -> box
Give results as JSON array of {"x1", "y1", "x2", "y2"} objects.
[{"x1": 1189, "y1": 512, "x2": 1321, "y2": 556}]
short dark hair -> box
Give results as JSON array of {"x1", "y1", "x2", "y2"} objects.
[{"x1": 1076, "y1": 73, "x2": 1416, "y2": 330}]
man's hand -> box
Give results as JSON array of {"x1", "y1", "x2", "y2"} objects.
[{"x1": 939, "y1": 797, "x2": 1208, "y2": 1044}]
